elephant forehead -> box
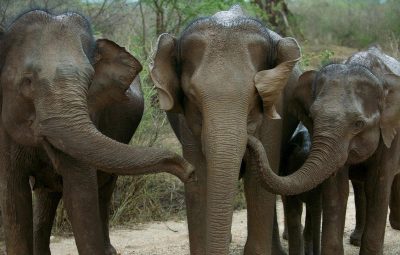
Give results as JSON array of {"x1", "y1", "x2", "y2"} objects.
[
  {"x1": 7, "y1": 10, "x2": 94, "y2": 58},
  {"x1": 181, "y1": 15, "x2": 271, "y2": 44},
  {"x1": 180, "y1": 30, "x2": 270, "y2": 74}
]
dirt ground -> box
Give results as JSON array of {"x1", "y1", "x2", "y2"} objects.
[{"x1": 49, "y1": 189, "x2": 400, "y2": 255}]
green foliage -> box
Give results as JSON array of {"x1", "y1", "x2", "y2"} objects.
[
  {"x1": 319, "y1": 49, "x2": 335, "y2": 66},
  {"x1": 289, "y1": 0, "x2": 400, "y2": 48}
]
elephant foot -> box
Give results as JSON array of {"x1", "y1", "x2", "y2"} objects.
[
  {"x1": 304, "y1": 242, "x2": 313, "y2": 255},
  {"x1": 271, "y1": 247, "x2": 287, "y2": 255},
  {"x1": 105, "y1": 244, "x2": 118, "y2": 255},
  {"x1": 389, "y1": 215, "x2": 400, "y2": 230},
  {"x1": 272, "y1": 242, "x2": 287, "y2": 255},
  {"x1": 34, "y1": 248, "x2": 51, "y2": 255},
  {"x1": 349, "y1": 229, "x2": 362, "y2": 247}
]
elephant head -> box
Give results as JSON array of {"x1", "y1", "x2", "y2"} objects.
[
  {"x1": 249, "y1": 46, "x2": 400, "y2": 195},
  {"x1": 150, "y1": 5, "x2": 300, "y2": 252},
  {"x1": 0, "y1": 10, "x2": 192, "y2": 182}
]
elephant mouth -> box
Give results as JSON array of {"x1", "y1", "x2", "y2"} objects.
[
  {"x1": 347, "y1": 149, "x2": 368, "y2": 165},
  {"x1": 346, "y1": 149, "x2": 369, "y2": 165}
]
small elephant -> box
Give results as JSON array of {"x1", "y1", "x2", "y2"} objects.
[
  {"x1": 249, "y1": 46, "x2": 400, "y2": 254},
  {"x1": 0, "y1": 10, "x2": 192, "y2": 255},
  {"x1": 150, "y1": 5, "x2": 301, "y2": 254},
  {"x1": 281, "y1": 123, "x2": 321, "y2": 255}
]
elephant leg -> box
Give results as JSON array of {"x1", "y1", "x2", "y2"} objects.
[
  {"x1": 169, "y1": 113, "x2": 207, "y2": 255},
  {"x1": 306, "y1": 193, "x2": 321, "y2": 255},
  {"x1": 303, "y1": 204, "x2": 312, "y2": 255},
  {"x1": 389, "y1": 174, "x2": 400, "y2": 230},
  {"x1": 98, "y1": 174, "x2": 118, "y2": 255},
  {"x1": 33, "y1": 190, "x2": 62, "y2": 255},
  {"x1": 285, "y1": 196, "x2": 304, "y2": 255},
  {"x1": 282, "y1": 196, "x2": 289, "y2": 240},
  {"x1": 361, "y1": 164, "x2": 394, "y2": 254},
  {"x1": 349, "y1": 179, "x2": 366, "y2": 246},
  {"x1": 243, "y1": 158, "x2": 277, "y2": 255},
  {"x1": 59, "y1": 155, "x2": 105, "y2": 255},
  {"x1": 321, "y1": 168, "x2": 348, "y2": 255},
  {"x1": 0, "y1": 170, "x2": 33, "y2": 255},
  {"x1": 272, "y1": 207, "x2": 287, "y2": 255},
  {"x1": 184, "y1": 153, "x2": 207, "y2": 255},
  {"x1": 0, "y1": 140, "x2": 33, "y2": 255}
]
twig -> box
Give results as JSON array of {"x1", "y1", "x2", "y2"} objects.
[{"x1": 164, "y1": 223, "x2": 179, "y2": 233}]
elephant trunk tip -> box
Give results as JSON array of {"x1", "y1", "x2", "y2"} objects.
[{"x1": 177, "y1": 160, "x2": 196, "y2": 183}]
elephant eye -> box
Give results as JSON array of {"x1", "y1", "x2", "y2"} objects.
[
  {"x1": 354, "y1": 120, "x2": 365, "y2": 130},
  {"x1": 20, "y1": 76, "x2": 34, "y2": 98}
]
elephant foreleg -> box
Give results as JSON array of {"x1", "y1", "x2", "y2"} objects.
[
  {"x1": 285, "y1": 196, "x2": 304, "y2": 255},
  {"x1": 361, "y1": 161, "x2": 395, "y2": 254},
  {"x1": 303, "y1": 205, "x2": 312, "y2": 255},
  {"x1": 321, "y1": 167, "x2": 349, "y2": 255},
  {"x1": 33, "y1": 190, "x2": 61, "y2": 255},
  {"x1": 305, "y1": 193, "x2": 321, "y2": 255},
  {"x1": 59, "y1": 155, "x2": 105, "y2": 255},
  {"x1": 0, "y1": 139, "x2": 33, "y2": 255},
  {"x1": 183, "y1": 149, "x2": 207, "y2": 255},
  {"x1": 349, "y1": 179, "x2": 366, "y2": 247},
  {"x1": 169, "y1": 113, "x2": 207, "y2": 255},
  {"x1": 98, "y1": 173, "x2": 118, "y2": 255},
  {"x1": 389, "y1": 174, "x2": 400, "y2": 230},
  {"x1": 282, "y1": 196, "x2": 289, "y2": 240},
  {"x1": 272, "y1": 208, "x2": 287, "y2": 255},
  {"x1": 243, "y1": 156, "x2": 277, "y2": 255}
]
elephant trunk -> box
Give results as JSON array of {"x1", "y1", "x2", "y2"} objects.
[
  {"x1": 247, "y1": 126, "x2": 346, "y2": 195},
  {"x1": 36, "y1": 70, "x2": 193, "y2": 182},
  {"x1": 202, "y1": 101, "x2": 248, "y2": 254}
]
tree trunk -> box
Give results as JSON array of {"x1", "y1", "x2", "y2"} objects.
[{"x1": 251, "y1": 0, "x2": 293, "y2": 36}]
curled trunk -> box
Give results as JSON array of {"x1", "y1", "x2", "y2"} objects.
[
  {"x1": 247, "y1": 134, "x2": 343, "y2": 195},
  {"x1": 36, "y1": 77, "x2": 193, "y2": 183}
]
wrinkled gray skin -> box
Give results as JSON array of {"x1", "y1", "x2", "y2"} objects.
[
  {"x1": 349, "y1": 167, "x2": 400, "y2": 246},
  {"x1": 0, "y1": 10, "x2": 193, "y2": 255},
  {"x1": 250, "y1": 46, "x2": 400, "y2": 254},
  {"x1": 32, "y1": 76, "x2": 144, "y2": 255},
  {"x1": 151, "y1": 5, "x2": 301, "y2": 255},
  {"x1": 281, "y1": 123, "x2": 321, "y2": 255}
]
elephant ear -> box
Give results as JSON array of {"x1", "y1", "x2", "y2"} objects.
[
  {"x1": 88, "y1": 39, "x2": 142, "y2": 112},
  {"x1": 289, "y1": 70, "x2": 316, "y2": 132},
  {"x1": 255, "y1": 37, "x2": 301, "y2": 119},
  {"x1": 380, "y1": 73, "x2": 400, "y2": 148},
  {"x1": 150, "y1": 33, "x2": 182, "y2": 113}
]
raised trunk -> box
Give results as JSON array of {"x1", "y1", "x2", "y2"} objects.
[
  {"x1": 35, "y1": 76, "x2": 193, "y2": 183},
  {"x1": 247, "y1": 133, "x2": 344, "y2": 195},
  {"x1": 202, "y1": 102, "x2": 248, "y2": 254}
]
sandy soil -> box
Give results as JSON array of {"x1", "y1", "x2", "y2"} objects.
[{"x1": 49, "y1": 190, "x2": 400, "y2": 255}]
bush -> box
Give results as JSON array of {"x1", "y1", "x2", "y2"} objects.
[{"x1": 289, "y1": 0, "x2": 400, "y2": 48}]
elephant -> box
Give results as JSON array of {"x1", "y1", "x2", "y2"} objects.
[
  {"x1": 30, "y1": 74, "x2": 145, "y2": 255},
  {"x1": 248, "y1": 46, "x2": 400, "y2": 254},
  {"x1": 281, "y1": 123, "x2": 321, "y2": 255},
  {"x1": 0, "y1": 10, "x2": 193, "y2": 255},
  {"x1": 150, "y1": 5, "x2": 301, "y2": 254}
]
